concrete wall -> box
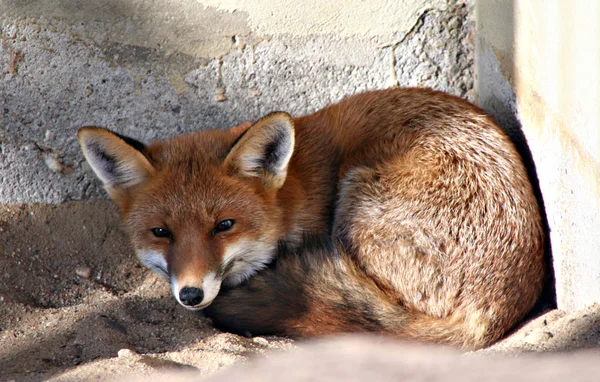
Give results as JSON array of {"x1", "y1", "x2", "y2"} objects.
[
  {"x1": 477, "y1": 0, "x2": 600, "y2": 311},
  {"x1": 0, "y1": 0, "x2": 474, "y2": 203},
  {"x1": 6, "y1": 0, "x2": 594, "y2": 313}
]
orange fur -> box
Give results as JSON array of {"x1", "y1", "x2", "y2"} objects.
[{"x1": 78, "y1": 88, "x2": 545, "y2": 349}]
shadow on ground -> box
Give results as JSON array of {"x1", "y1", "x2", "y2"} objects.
[
  {"x1": 0, "y1": 201, "x2": 599, "y2": 381},
  {"x1": 0, "y1": 201, "x2": 290, "y2": 381}
]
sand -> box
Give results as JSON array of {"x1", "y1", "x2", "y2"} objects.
[{"x1": 1, "y1": 201, "x2": 599, "y2": 381}]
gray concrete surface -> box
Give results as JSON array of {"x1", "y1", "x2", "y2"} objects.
[{"x1": 0, "y1": 0, "x2": 474, "y2": 203}]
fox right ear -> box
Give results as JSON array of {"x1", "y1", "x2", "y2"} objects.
[
  {"x1": 77, "y1": 127, "x2": 155, "y2": 201},
  {"x1": 224, "y1": 112, "x2": 295, "y2": 189}
]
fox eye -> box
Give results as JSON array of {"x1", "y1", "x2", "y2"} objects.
[
  {"x1": 151, "y1": 227, "x2": 172, "y2": 239},
  {"x1": 212, "y1": 219, "x2": 235, "y2": 235}
]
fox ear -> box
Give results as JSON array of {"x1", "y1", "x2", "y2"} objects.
[
  {"x1": 224, "y1": 112, "x2": 295, "y2": 189},
  {"x1": 77, "y1": 127, "x2": 155, "y2": 201}
]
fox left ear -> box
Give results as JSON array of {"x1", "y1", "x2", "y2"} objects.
[
  {"x1": 224, "y1": 112, "x2": 295, "y2": 189},
  {"x1": 77, "y1": 127, "x2": 155, "y2": 203}
]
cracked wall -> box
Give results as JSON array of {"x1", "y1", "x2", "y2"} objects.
[{"x1": 0, "y1": 0, "x2": 474, "y2": 203}]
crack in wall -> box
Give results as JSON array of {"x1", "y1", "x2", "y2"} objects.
[{"x1": 0, "y1": 3, "x2": 475, "y2": 203}]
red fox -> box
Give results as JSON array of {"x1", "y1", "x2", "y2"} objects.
[{"x1": 78, "y1": 88, "x2": 545, "y2": 349}]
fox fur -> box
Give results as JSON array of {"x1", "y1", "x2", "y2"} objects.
[{"x1": 78, "y1": 88, "x2": 545, "y2": 349}]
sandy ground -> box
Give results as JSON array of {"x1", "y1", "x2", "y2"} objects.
[{"x1": 1, "y1": 201, "x2": 599, "y2": 381}]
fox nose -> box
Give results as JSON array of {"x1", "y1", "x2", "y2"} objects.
[{"x1": 179, "y1": 287, "x2": 204, "y2": 307}]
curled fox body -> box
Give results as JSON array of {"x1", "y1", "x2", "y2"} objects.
[{"x1": 78, "y1": 88, "x2": 545, "y2": 349}]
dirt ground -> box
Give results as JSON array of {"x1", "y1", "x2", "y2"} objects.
[{"x1": 1, "y1": 201, "x2": 600, "y2": 381}]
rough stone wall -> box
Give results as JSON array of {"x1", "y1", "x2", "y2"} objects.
[{"x1": 0, "y1": 0, "x2": 474, "y2": 203}]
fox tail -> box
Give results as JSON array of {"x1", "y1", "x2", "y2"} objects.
[{"x1": 204, "y1": 235, "x2": 490, "y2": 349}]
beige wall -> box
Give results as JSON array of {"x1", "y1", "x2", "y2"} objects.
[{"x1": 477, "y1": 0, "x2": 600, "y2": 311}]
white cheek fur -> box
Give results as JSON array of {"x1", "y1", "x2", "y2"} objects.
[
  {"x1": 201, "y1": 271, "x2": 222, "y2": 305},
  {"x1": 170, "y1": 276, "x2": 182, "y2": 305},
  {"x1": 221, "y1": 238, "x2": 276, "y2": 287},
  {"x1": 137, "y1": 240, "x2": 275, "y2": 308},
  {"x1": 136, "y1": 249, "x2": 168, "y2": 279},
  {"x1": 169, "y1": 272, "x2": 222, "y2": 310}
]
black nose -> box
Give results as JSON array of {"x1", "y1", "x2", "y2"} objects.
[{"x1": 179, "y1": 287, "x2": 204, "y2": 306}]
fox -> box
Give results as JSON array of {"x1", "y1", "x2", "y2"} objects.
[{"x1": 77, "y1": 88, "x2": 545, "y2": 349}]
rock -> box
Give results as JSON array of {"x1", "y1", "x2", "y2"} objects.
[
  {"x1": 524, "y1": 328, "x2": 554, "y2": 345},
  {"x1": 253, "y1": 337, "x2": 269, "y2": 347},
  {"x1": 214, "y1": 88, "x2": 227, "y2": 102},
  {"x1": 43, "y1": 152, "x2": 64, "y2": 173},
  {"x1": 117, "y1": 348, "x2": 137, "y2": 358},
  {"x1": 75, "y1": 266, "x2": 92, "y2": 279}
]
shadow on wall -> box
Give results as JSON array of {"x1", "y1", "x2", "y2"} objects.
[
  {"x1": 475, "y1": 0, "x2": 556, "y2": 312},
  {"x1": 0, "y1": 0, "x2": 256, "y2": 58},
  {"x1": 0, "y1": 0, "x2": 475, "y2": 204}
]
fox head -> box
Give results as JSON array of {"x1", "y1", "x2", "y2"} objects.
[{"x1": 78, "y1": 113, "x2": 295, "y2": 310}]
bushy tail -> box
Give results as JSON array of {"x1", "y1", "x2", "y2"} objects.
[{"x1": 204, "y1": 235, "x2": 488, "y2": 349}]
